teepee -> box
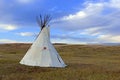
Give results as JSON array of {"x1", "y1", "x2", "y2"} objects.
[{"x1": 20, "y1": 15, "x2": 66, "y2": 67}]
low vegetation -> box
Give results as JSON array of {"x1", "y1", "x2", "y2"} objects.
[{"x1": 0, "y1": 43, "x2": 120, "y2": 80}]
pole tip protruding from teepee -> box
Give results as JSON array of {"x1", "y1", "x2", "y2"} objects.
[{"x1": 36, "y1": 14, "x2": 52, "y2": 30}]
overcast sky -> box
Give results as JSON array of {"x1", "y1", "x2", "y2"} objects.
[{"x1": 0, "y1": 0, "x2": 120, "y2": 44}]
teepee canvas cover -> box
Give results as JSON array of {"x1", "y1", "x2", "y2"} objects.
[{"x1": 20, "y1": 15, "x2": 66, "y2": 67}]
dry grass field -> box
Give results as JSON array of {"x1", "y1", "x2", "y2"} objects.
[{"x1": 0, "y1": 43, "x2": 120, "y2": 80}]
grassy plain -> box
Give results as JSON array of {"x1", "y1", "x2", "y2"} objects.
[{"x1": 0, "y1": 43, "x2": 120, "y2": 80}]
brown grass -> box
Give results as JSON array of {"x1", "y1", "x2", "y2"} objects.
[{"x1": 0, "y1": 44, "x2": 120, "y2": 80}]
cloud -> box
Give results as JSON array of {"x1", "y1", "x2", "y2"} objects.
[
  {"x1": 0, "y1": 24, "x2": 18, "y2": 31},
  {"x1": 52, "y1": 2, "x2": 105, "y2": 31},
  {"x1": 62, "y1": 11, "x2": 87, "y2": 21},
  {"x1": 17, "y1": 32, "x2": 36, "y2": 37},
  {"x1": 97, "y1": 34, "x2": 120, "y2": 43},
  {"x1": 51, "y1": 38, "x2": 87, "y2": 44},
  {"x1": 55, "y1": 2, "x2": 104, "y2": 21},
  {"x1": 0, "y1": 39, "x2": 20, "y2": 43},
  {"x1": 17, "y1": 0, "x2": 33, "y2": 4},
  {"x1": 108, "y1": 0, "x2": 120, "y2": 8},
  {"x1": 52, "y1": 0, "x2": 120, "y2": 43},
  {"x1": 0, "y1": 0, "x2": 120, "y2": 44},
  {"x1": 0, "y1": 39, "x2": 32, "y2": 43},
  {"x1": 51, "y1": 29, "x2": 98, "y2": 44}
]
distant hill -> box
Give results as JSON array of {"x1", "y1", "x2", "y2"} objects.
[
  {"x1": 100, "y1": 43, "x2": 120, "y2": 46},
  {"x1": 53, "y1": 43, "x2": 67, "y2": 45},
  {"x1": 0, "y1": 43, "x2": 120, "y2": 46}
]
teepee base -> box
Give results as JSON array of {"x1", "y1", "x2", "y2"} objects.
[{"x1": 20, "y1": 62, "x2": 67, "y2": 68}]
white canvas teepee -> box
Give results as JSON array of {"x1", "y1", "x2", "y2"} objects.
[{"x1": 20, "y1": 15, "x2": 66, "y2": 67}]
